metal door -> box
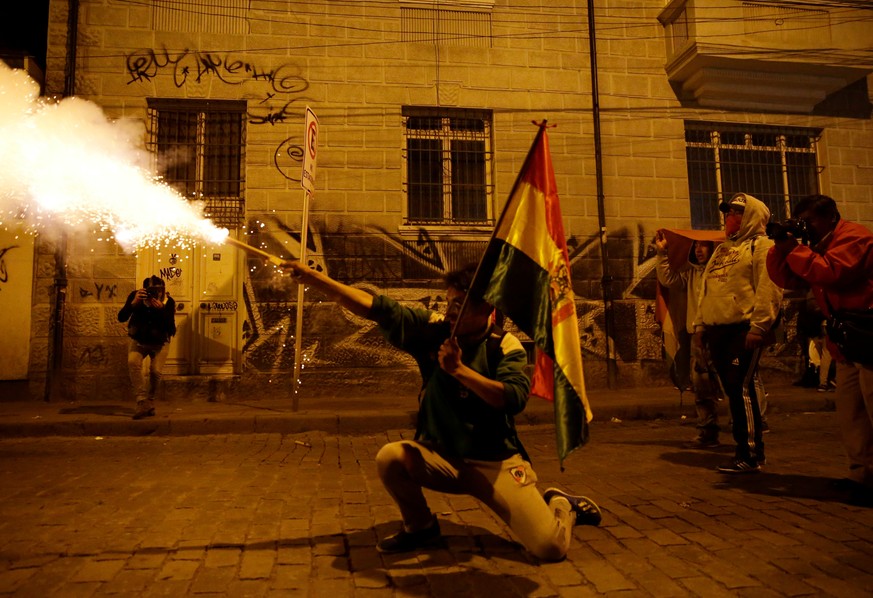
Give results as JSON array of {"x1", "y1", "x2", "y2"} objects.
[{"x1": 137, "y1": 238, "x2": 242, "y2": 376}]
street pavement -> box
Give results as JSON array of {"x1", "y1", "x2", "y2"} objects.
[{"x1": 0, "y1": 385, "x2": 872, "y2": 597}]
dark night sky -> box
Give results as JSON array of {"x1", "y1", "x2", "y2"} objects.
[{"x1": 0, "y1": 0, "x2": 51, "y2": 70}]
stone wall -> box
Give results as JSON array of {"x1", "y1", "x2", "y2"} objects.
[{"x1": 28, "y1": 0, "x2": 873, "y2": 400}]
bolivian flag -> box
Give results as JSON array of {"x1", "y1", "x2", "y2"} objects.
[
  {"x1": 470, "y1": 125, "x2": 590, "y2": 466},
  {"x1": 653, "y1": 229, "x2": 724, "y2": 390}
]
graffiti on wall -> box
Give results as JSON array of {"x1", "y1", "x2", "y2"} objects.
[
  {"x1": 239, "y1": 221, "x2": 797, "y2": 379},
  {"x1": 126, "y1": 48, "x2": 308, "y2": 95},
  {"x1": 76, "y1": 344, "x2": 109, "y2": 368},
  {"x1": 77, "y1": 282, "x2": 118, "y2": 301},
  {"x1": 0, "y1": 236, "x2": 34, "y2": 380},
  {"x1": 0, "y1": 245, "x2": 18, "y2": 289},
  {"x1": 239, "y1": 221, "x2": 670, "y2": 373},
  {"x1": 126, "y1": 47, "x2": 313, "y2": 183}
]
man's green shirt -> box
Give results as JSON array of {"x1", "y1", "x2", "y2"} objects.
[{"x1": 369, "y1": 295, "x2": 531, "y2": 461}]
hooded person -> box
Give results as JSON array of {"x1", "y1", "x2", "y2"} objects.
[
  {"x1": 692, "y1": 193, "x2": 783, "y2": 473},
  {"x1": 654, "y1": 229, "x2": 724, "y2": 445}
]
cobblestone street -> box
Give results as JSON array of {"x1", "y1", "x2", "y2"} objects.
[{"x1": 1, "y1": 412, "x2": 871, "y2": 597}]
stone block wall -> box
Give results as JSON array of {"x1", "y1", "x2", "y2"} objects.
[{"x1": 29, "y1": 0, "x2": 873, "y2": 399}]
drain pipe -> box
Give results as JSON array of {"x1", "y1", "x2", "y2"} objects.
[
  {"x1": 44, "y1": 0, "x2": 79, "y2": 401},
  {"x1": 586, "y1": 0, "x2": 618, "y2": 388}
]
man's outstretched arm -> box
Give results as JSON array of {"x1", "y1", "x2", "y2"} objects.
[{"x1": 280, "y1": 260, "x2": 374, "y2": 318}]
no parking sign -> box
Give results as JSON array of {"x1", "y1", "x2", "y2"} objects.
[{"x1": 301, "y1": 106, "x2": 318, "y2": 195}]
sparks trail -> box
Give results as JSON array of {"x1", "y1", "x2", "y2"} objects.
[{"x1": 0, "y1": 63, "x2": 228, "y2": 251}]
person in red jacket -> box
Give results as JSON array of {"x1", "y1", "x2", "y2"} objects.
[{"x1": 766, "y1": 194, "x2": 873, "y2": 506}]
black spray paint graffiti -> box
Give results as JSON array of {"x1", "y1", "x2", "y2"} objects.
[
  {"x1": 238, "y1": 223, "x2": 659, "y2": 372},
  {"x1": 0, "y1": 245, "x2": 18, "y2": 290},
  {"x1": 78, "y1": 282, "x2": 118, "y2": 301},
  {"x1": 237, "y1": 222, "x2": 796, "y2": 377},
  {"x1": 126, "y1": 48, "x2": 308, "y2": 94},
  {"x1": 240, "y1": 216, "x2": 327, "y2": 365},
  {"x1": 126, "y1": 48, "x2": 313, "y2": 181},
  {"x1": 77, "y1": 345, "x2": 108, "y2": 368},
  {"x1": 274, "y1": 139, "x2": 304, "y2": 183},
  {"x1": 158, "y1": 266, "x2": 183, "y2": 281},
  {"x1": 249, "y1": 98, "x2": 311, "y2": 126}
]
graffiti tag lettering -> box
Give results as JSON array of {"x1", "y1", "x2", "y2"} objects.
[
  {"x1": 0, "y1": 245, "x2": 18, "y2": 289},
  {"x1": 78, "y1": 282, "x2": 119, "y2": 301},
  {"x1": 159, "y1": 267, "x2": 182, "y2": 280},
  {"x1": 126, "y1": 48, "x2": 309, "y2": 95},
  {"x1": 203, "y1": 301, "x2": 239, "y2": 311},
  {"x1": 77, "y1": 345, "x2": 108, "y2": 367}
]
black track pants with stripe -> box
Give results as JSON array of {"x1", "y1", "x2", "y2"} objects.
[{"x1": 705, "y1": 323, "x2": 765, "y2": 463}]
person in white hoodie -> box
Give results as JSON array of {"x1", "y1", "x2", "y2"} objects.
[
  {"x1": 655, "y1": 232, "x2": 722, "y2": 446},
  {"x1": 692, "y1": 193, "x2": 783, "y2": 473}
]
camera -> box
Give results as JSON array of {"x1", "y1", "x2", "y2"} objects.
[
  {"x1": 145, "y1": 286, "x2": 163, "y2": 299},
  {"x1": 766, "y1": 218, "x2": 808, "y2": 243}
]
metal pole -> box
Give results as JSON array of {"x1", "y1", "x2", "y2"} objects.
[
  {"x1": 291, "y1": 191, "x2": 312, "y2": 410},
  {"x1": 586, "y1": 0, "x2": 618, "y2": 388},
  {"x1": 45, "y1": 0, "x2": 79, "y2": 401},
  {"x1": 45, "y1": 234, "x2": 68, "y2": 402}
]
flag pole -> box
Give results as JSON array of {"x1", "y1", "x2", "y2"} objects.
[{"x1": 450, "y1": 121, "x2": 551, "y2": 338}]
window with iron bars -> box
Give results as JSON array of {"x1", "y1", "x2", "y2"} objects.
[
  {"x1": 684, "y1": 121, "x2": 821, "y2": 229},
  {"x1": 401, "y1": 4, "x2": 493, "y2": 48},
  {"x1": 146, "y1": 99, "x2": 246, "y2": 230},
  {"x1": 402, "y1": 107, "x2": 493, "y2": 227}
]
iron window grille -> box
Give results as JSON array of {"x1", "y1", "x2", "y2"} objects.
[
  {"x1": 152, "y1": 0, "x2": 248, "y2": 34},
  {"x1": 684, "y1": 121, "x2": 822, "y2": 229},
  {"x1": 402, "y1": 107, "x2": 494, "y2": 227},
  {"x1": 146, "y1": 99, "x2": 246, "y2": 230},
  {"x1": 401, "y1": 5, "x2": 493, "y2": 47}
]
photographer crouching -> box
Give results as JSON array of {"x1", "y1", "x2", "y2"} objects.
[
  {"x1": 118, "y1": 275, "x2": 177, "y2": 419},
  {"x1": 766, "y1": 195, "x2": 873, "y2": 506}
]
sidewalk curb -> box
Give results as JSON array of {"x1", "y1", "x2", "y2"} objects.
[{"x1": 0, "y1": 388, "x2": 835, "y2": 439}]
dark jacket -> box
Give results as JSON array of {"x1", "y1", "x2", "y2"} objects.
[
  {"x1": 118, "y1": 291, "x2": 176, "y2": 345},
  {"x1": 369, "y1": 295, "x2": 530, "y2": 461}
]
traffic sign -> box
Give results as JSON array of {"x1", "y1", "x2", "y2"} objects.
[{"x1": 301, "y1": 106, "x2": 318, "y2": 195}]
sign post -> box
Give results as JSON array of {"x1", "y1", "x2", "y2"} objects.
[{"x1": 292, "y1": 107, "x2": 318, "y2": 409}]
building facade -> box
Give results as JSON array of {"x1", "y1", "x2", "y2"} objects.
[{"x1": 9, "y1": 0, "x2": 872, "y2": 401}]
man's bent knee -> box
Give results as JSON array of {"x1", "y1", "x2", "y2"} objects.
[
  {"x1": 375, "y1": 441, "x2": 409, "y2": 479},
  {"x1": 527, "y1": 538, "x2": 568, "y2": 562}
]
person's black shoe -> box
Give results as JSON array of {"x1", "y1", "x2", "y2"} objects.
[
  {"x1": 847, "y1": 486, "x2": 873, "y2": 508},
  {"x1": 830, "y1": 477, "x2": 865, "y2": 492},
  {"x1": 132, "y1": 406, "x2": 155, "y2": 420},
  {"x1": 716, "y1": 459, "x2": 761, "y2": 474},
  {"x1": 543, "y1": 488, "x2": 602, "y2": 526},
  {"x1": 376, "y1": 519, "x2": 441, "y2": 553},
  {"x1": 683, "y1": 435, "x2": 720, "y2": 449}
]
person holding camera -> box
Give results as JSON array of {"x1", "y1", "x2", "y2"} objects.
[
  {"x1": 692, "y1": 193, "x2": 783, "y2": 473},
  {"x1": 118, "y1": 275, "x2": 176, "y2": 420},
  {"x1": 766, "y1": 194, "x2": 873, "y2": 506}
]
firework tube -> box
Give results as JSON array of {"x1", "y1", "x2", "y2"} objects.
[{"x1": 224, "y1": 237, "x2": 286, "y2": 266}]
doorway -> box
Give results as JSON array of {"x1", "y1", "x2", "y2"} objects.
[{"x1": 137, "y1": 237, "x2": 243, "y2": 376}]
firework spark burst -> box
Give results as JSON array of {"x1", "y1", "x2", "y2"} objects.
[{"x1": 0, "y1": 62, "x2": 228, "y2": 249}]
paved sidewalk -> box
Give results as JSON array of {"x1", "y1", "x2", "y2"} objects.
[
  {"x1": 0, "y1": 412, "x2": 869, "y2": 597},
  {"x1": 0, "y1": 382, "x2": 834, "y2": 438}
]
